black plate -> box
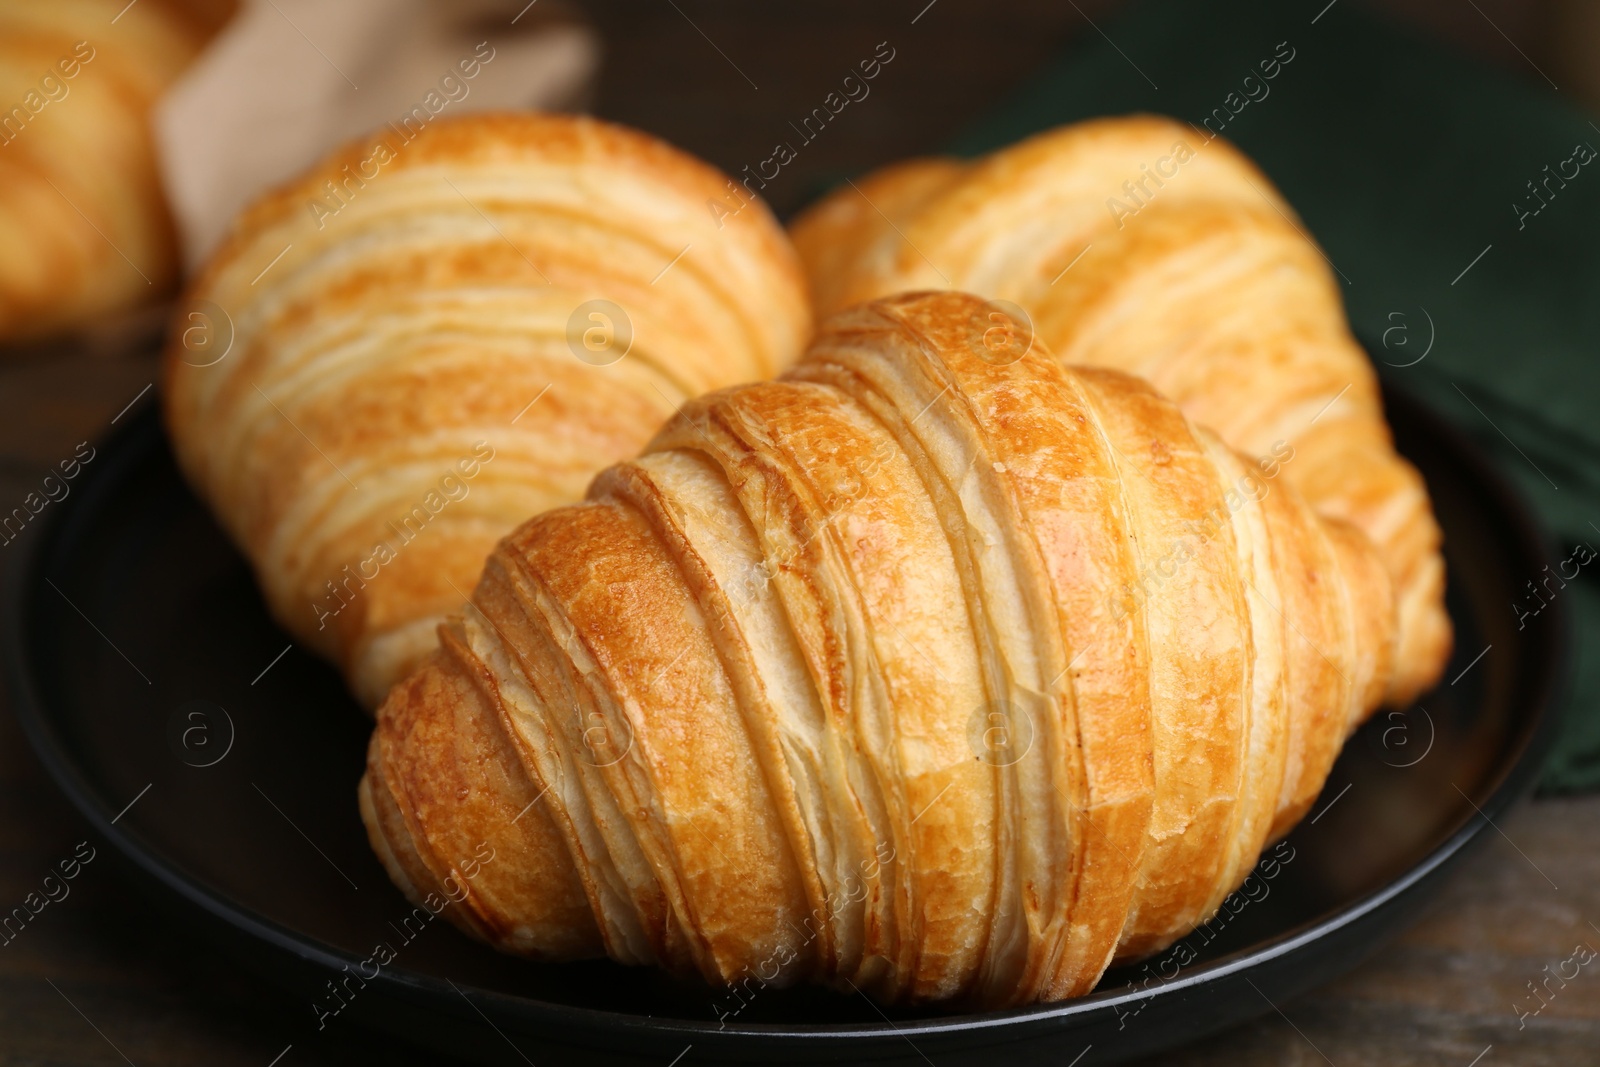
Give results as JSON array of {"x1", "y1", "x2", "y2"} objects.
[{"x1": 3, "y1": 370, "x2": 1567, "y2": 1066}]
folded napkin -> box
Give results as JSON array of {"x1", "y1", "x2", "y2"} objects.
[
  {"x1": 952, "y1": 0, "x2": 1600, "y2": 790},
  {"x1": 154, "y1": 0, "x2": 597, "y2": 267}
]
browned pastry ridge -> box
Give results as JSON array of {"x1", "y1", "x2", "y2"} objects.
[
  {"x1": 162, "y1": 111, "x2": 811, "y2": 708},
  {"x1": 0, "y1": 0, "x2": 234, "y2": 342},
  {"x1": 790, "y1": 114, "x2": 1450, "y2": 707},
  {"x1": 362, "y1": 290, "x2": 1396, "y2": 1009}
]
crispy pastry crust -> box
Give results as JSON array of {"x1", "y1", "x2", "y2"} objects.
[
  {"x1": 163, "y1": 111, "x2": 810, "y2": 706},
  {"x1": 790, "y1": 115, "x2": 1449, "y2": 706},
  {"x1": 363, "y1": 291, "x2": 1396, "y2": 1007}
]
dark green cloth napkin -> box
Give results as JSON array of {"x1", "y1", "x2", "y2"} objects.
[{"x1": 953, "y1": 0, "x2": 1600, "y2": 791}]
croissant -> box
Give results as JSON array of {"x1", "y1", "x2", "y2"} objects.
[
  {"x1": 361, "y1": 291, "x2": 1395, "y2": 1009},
  {"x1": 162, "y1": 112, "x2": 810, "y2": 707},
  {"x1": 0, "y1": 0, "x2": 233, "y2": 343},
  {"x1": 790, "y1": 114, "x2": 1449, "y2": 707}
]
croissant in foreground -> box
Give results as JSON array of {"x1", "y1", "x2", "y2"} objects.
[
  {"x1": 790, "y1": 114, "x2": 1449, "y2": 707},
  {"x1": 362, "y1": 291, "x2": 1396, "y2": 1008},
  {"x1": 163, "y1": 112, "x2": 808, "y2": 707}
]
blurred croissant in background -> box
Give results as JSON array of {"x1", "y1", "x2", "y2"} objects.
[
  {"x1": 0, "y1": 0, "x2": 234, "y2": 343},
  {"x1": 362, "y1": 291, "x2": 1396, "y2": 1007},
  {"x1": 791, "y1": 114, "x2": 1451, "y2": 707},
  {"x1": 163, "y1": 112, "x2": 810, "y2": 707}
]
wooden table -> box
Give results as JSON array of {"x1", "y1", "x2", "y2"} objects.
[{"x1": 3, "y1": 3, "x2": 1597, "y2": 1063}]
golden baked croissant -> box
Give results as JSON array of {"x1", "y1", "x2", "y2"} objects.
[
  {"x1": 163, "y1": 112, "x2": 810, "y2": 707},
  {"x1": 790, "y1": 114, "x2": 1449, "y2": 707},
  {"x1": 0, "y1": 0, "x2": 233, "y2": 343},
  {"x1": 361, "y1": 291, "x2": 1395, "y2": 1009}
]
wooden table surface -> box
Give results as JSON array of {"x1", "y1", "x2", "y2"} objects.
[{"x1": 3, "y1": 2, "x2": 1597, "y2": 1064}]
